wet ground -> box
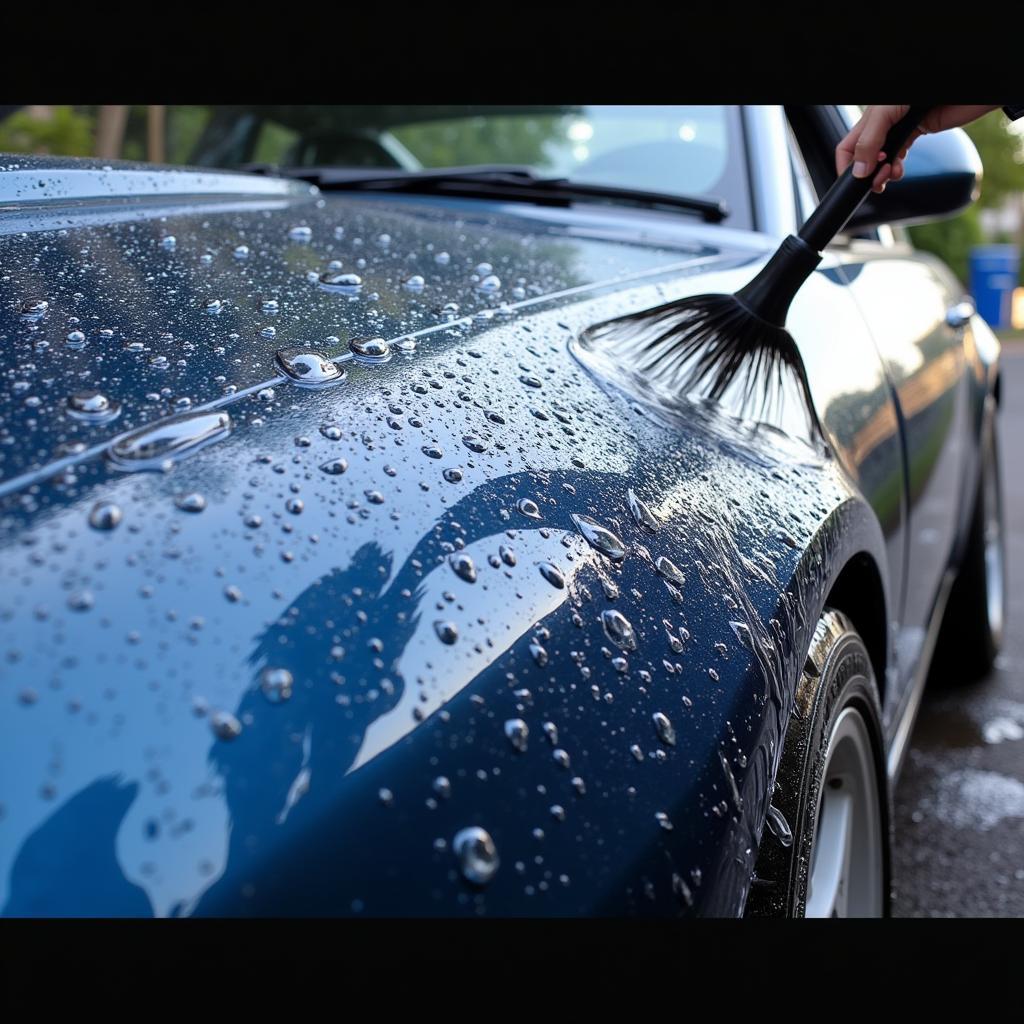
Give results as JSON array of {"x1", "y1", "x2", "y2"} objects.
[{"x1": 891, "y1": 344, "x2": 1024, "y2": 917}]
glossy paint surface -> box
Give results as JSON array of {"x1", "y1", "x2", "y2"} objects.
[{"x1": 0, "y1": 146, "x2": 991, "y2": 916}]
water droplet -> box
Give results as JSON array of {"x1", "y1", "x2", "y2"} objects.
[
  {"x1": 286, "y1": 497, "x2": 304, "y2": 514},
  {"x1": 161, "y1": 235, "x2": 177, "y2": 250},
  {"x1": 601, "y1": 609, "x2": 637, "y2": 651},
  {"x1": 395, "y1": 337, "x2": 417, "y2": 354},
  {"x1": 570, "y1": 514, "x2": 626, "y2": 561},
  {"x1": 175, "y1": 492, "x2": 207, "y2": 513},
  {"x1": 203, "y1": 298, "x2": 223, "y2": 315},
  {"x1": 433, "y1": 776, "x2": 452, "y2": 799},
  {"x1": 403, "y1": 274, "x2": 425, "y2": 291},
  {"x1": 538, "y1": 563, "x2": 565, "y2": 589},
  {"x1": 630, "y1": 744, "x2": 645, "y2": 762},
  {"x1": 720, "y1": 751, "x2": 744, "y2": 812},
  {"x1": 504, "y1": 718, "x2": 529, "y2": 752},
  {"x1": 443, "y1": 467, "x2": 463, "y2": 483},
  {"x1": 107, "y1": 411, "x2": 231, "y2": 471},
  {"x1": 553, "y1": 749, "x2": 571, "y2": 769},
  {"x1": 477, "y1": 274, "x2": 502, "y2": 293},
  {"x1": 520, "y1": 375, "x2": 542, "y2": 388},
  {"x1": 224, "y1": 584, "x2": 243, "y2": 603},
  {"x1": 260, "y1": 297, "x2": 280, "y2": 313},
  {"x1": 210, "y1": 711, "x2": 242, "y2": 740},
  {"x1": 434, "y1": 621, "x2": 458, "y2": 645},
  {"x1": 67, "y1": 390, "x2": 121, "y2": 424},
  {"x1": 765, "y1": 803, "x2": 793, "y2": 848},
  {"x1": 461, "y1": 434, "x2": 489, "y2": 453},
  {"x1": 529, "y1": 642, "x2": 548, "y2": 667},
  {"x1": 543, "y1": 721, "x2": 559, "y2": 745},
  {"x1": 276, "y1": 348, "x2": 345, "y2": 387},
  {"x1": 627, "y1": 488, "x2": 659, "y2": 531},
  {"x1": 378, "y1": 788, "x2": 394, "y2": 806},
  {"x1": 233, "y1": 244, "x2": 249, "y2": 259},
  {"x1": 319, "y1": 271, "x2": 362, "y2": 291},
  {"x1": 321, "y1": 424, "x2": 343, "y2": 440},
  {"x1": 422, "y1": 444, "x2": 444, "y2": 459},
  {"x1": 289, "y1": 225, "x2": 313, "y2": 242},
  {"x1": 453, "y1": 826, "x2": 499, "y2": 885},
  {"x1": 348, "y1": 336, "x2": 391, "y2": 362},
  {"x1": 320, "y1": 458, "x2": 348, "y2": 476},
  {"x1": 66, "y1": 329, "x2": 86, "y2": 349},
  {"x1": 449, "y1": 552, "x2": 477, "y2": 583},
  {"x1": 88, "y1": 501, "x2": 122, "y2": 530},
  {"x1": 517, "y1": 498, "x2": 541, "y2": 519},
  {"x1": 655, "y1": 556, "x2": 685, "y2": 587},
  {"x1": 67, "y1": 590, "x2": 94, "y2": 612},
  {"x1": 673, "y1": 873, "x2": 693, "y2": 907},
  {"x1": 260, "y1": 667, "x2": 293, "y2": 703},
  {"x1": 21, "y1": 299, "x2": 48, "y2": 321},
  {"x1": 655, "y1": 811, "x2": 674, "y2": 831},
  {"x1": 653, "y1": 712, "x2": 676, "y2": 746},
  {"x1": 499, "y1": 544, "x2": 517, "y2": 567}
]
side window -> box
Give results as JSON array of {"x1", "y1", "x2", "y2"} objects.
[
  {"x1": 785, "y1": 122, "x2": 819, "y2": 229},
  {"x1": 784, "y1": 106, "x2": 883, "y2": 244}
]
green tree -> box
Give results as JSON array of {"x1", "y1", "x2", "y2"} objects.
[
  {"x1": 0, "y1": 106, "x2": 95, "y2": 157},
  {"x1": 393, "y1": 113, "x2": 570, "y2": 170},
  {"x1": 908, "y1": 110, "x2": 1024, "y2": 286}
]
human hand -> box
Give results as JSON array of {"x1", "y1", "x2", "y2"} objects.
[{"x1": 835, "y1": 105, "x2": 999, "y2": 193}]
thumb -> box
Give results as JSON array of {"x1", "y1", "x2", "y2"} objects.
[{"x1": 851, "y1": 105, "x2": 907, "y2": 178}]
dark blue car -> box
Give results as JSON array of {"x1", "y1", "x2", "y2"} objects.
[{"x1": 0, "y1": 105, "x2": 1001, "y2": 917}]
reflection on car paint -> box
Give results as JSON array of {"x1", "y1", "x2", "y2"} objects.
[{"x1": 0, "y1": 160, "x2": 931, "y2": 916}]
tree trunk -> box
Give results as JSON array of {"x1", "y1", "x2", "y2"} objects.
[
  {"x1": 95, "y1": 106, "x2": 129, "y2": 160},
  {"x1": 147, "y1": 106, "x2": 165, "y2": 164}
]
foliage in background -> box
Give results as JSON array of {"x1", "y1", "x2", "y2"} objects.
[
  {"x1": 1, "y1": 105, "x2": 1021, "y2": 290},
  {"x1": 393, "y1": 115, "x2": 566, "y2": 170},
  {"x1": 0, "y1": 106, "x2": 94, "y2": 157},
  {"x1": 908, "y1": 111, "x2": 1024, "y2": 286}
]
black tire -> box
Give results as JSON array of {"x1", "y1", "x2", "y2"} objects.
[
  {"x1": 745, "y1": 609, "x2": 891, "y2": 917},
  {"x1": 931, "y1": 404, "x2": 1005, "y2": 685}
]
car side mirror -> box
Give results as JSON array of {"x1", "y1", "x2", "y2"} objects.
[{"x1": 845, "y1": 126, "x2": 982, "y2": 232}]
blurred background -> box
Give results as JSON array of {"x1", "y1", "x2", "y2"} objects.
[{"x1": 2, "y1": 104, "x2": 1023, "y2": 337}]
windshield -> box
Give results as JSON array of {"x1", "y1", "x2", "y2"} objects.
[{"x1": 0, "y1": 104, "x2": 754, "y2": 227}]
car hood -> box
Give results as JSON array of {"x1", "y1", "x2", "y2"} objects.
[
  {"x1": 0, "y1": 159, "x2": 764, "y2": 490},
  {"x1": 0, "y1": 163, "x2": 852, "y2": 917}
]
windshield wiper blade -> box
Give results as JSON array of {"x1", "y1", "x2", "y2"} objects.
[{"x1": 261, "y1": 164, "x2": 728, "y2": 223}]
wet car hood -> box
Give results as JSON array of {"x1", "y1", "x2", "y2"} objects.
[
  {"x1": 0, "y1": 163, "x2": 744, "y2": 489},
  {"x1": 0, "y1": 163, "x2": 853, "y2": 917}
]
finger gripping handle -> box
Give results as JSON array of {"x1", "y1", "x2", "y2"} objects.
[{"x1": 798, "y1": 105, "x2": 931, "y2": 252}]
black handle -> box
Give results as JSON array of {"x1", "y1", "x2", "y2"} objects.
[{"x1": 798, "y1": 105, "x2": 931, "y2": 252}]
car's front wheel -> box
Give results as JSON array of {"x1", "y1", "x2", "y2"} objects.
[{"x1": 745, "y1": 608, "x2": 890, "y2": 917}]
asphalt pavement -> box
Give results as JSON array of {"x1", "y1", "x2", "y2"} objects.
[{"x1": 891, "y1": 343, "x2": 1024, "y2": 917}]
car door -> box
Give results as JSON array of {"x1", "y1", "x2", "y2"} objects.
[{"x1": 785, "y1": 106, "x2": 972, "y2": 738}]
